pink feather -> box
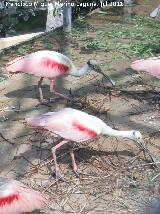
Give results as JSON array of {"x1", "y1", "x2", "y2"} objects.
[
  {"x1": 6, "y1": 50, "x2": 71, "y2": 78},
  {"x1": 0, "y1": 178, "x2": 48, "y2": 214},
  {"x1": 26, "y1": 108, "x2": 102, "y2": 142},
  {"x1": 130, "y1": 56, "x2": 160, "y2": 77}
]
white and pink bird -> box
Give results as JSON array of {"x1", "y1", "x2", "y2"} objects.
[
  {"x1": 0, "y1": 177, "x2": 48, "y2": 214},
  {"x1": 26, "y1": 108, "x2": 155, "y2": 179},
  {"x1": 6, "y1": 50, "x2": 115, "y2": 103},
  {"x1": 131, "y1": 56, "x2": 160, "y2": 103},
  {"x1": 130, "y1": 56, "x2": 160, "y2": 77}
]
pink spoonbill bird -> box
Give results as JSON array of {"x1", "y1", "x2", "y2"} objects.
[
  {"x1": 130, "y1": 56, "x2": 160, "y2": 77},
  {"x1": 0, "y1": 177, "x2": 48, "y2": 214},
  {"x1": 26, "y1": 108, "x2": 155, "y2": 179},
  {"x1": 6, "y1": 50, "x2": 115, "y2": 103},
  {"x1": 131, "y1": 56, "x2": 160, "y2": 103}
]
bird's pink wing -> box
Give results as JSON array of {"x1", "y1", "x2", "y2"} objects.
[
  {"x1": 131, "y1": 57, "x2": 160, "y2": 77},
  {"x1": 70, "y1": 120, "x2": 98, "y2": 142},
  {"x1": 6, "y1": 56, "x2": 26, "y2": 73},
  {"x1": 0, "y1": 179, "x2": 48, "y2": 214},
  {"x1": 41, "y1": 57, "x2": 69, "y2": 75},
  {"x1": 26, "y1": 110, "x2": 99, "y2": 142},
  {"x1": 44, "y1": 119, "x2": 98, "y2": 142},
  {"x1": 6, "y1": 50, "x2": 70, "y2": 78}
]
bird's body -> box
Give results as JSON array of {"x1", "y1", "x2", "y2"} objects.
[
  {"x1": 6, "y1": 50, "x2": 115, "y2": 103},
  {"x1": 0, "y1": 177, "x2": 48, "y2": 214},
  {"x1": 27, "y1": 108, "x2": 109, "y2": 142},
  {"x1": 6, "y1": 50, "x2": 76, "y2": 78},
  {"x1": 130, "y1": 56, "x2": 160, "y2": 77},
  {"x1": 26, "y1": 108, "x2": 154, "y2": 178}
]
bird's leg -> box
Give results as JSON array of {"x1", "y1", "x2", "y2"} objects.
[
  {"x1": 68, "y1": 144, "x2": 93, "y2": 177},
  {"x1": 49, "y1": 78, "x2": 75, "y2": 102},
  {"x1": 38, "y1": 77, "x2": 48, "y2": 103},
  {"x1": 48, "y1": 78, "x2": 61, "y2": 102},
  {"x1": 69, "y1": 147, "x2": 79, "y2": 176},
  {"x1": 51, "y1": 140, "x2": 69, "y2": 179},
  {"x1": 49, "y1": 78, "x2": 56, "y2": 94}
]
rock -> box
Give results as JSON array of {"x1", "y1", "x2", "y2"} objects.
[{"x1": 150, "y1": 5, "x2": 160, "y2": 19}]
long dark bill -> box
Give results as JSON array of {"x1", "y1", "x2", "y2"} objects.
[
  {"x1": 94, "y1": 65, "x2": 116, "y2": 87},
  {"x1": 136, "y1": 139, "x2": 156, "y2": 163}
]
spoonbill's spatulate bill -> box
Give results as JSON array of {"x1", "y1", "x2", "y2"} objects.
[
  {"x1": 6, "y1": 50, "x2": 115, "y2": 103},
  {"x1": 130, "y1": 56, "x2": 160, "y2": 77},
  {"x1": 0, "y1": 177, "x2": 48, "y2": 214},
  {"x1": 26, "y1": 108, "x2": 155, "y2": 179}
]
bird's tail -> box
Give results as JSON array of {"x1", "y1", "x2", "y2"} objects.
[
  {"x1": 5, "y1": 56, "x2": 25, "y2": 73},
  {"x1": 26, "y1": 116, "x2": 46, "y2": 127}
]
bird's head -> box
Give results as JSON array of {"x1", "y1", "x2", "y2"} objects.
[
  {"x1": 131, "y1": 130, "x2": 143, "y2": 142},
  {"x1": 87, "y1": 59, "x2": 98, "y2": 67},
  {"x1": 87, "y1": 59, "x2": 116, "y2": 87}
]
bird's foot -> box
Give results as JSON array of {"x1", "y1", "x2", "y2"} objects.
[
  {"x1": 54, "y1": 92, "x2": 75, "y2": 102},
  {"x1": 73, "y1": 169, "x2": 81, "y2": 177},
  {"x1": 40, "y1": 98, "x2": 50, "y2": 104},
  {"x1": 35, "y1": 99, "x2": 52, "y2": 107},
  {"x1": 49, "y1": 96, "x2": 62, "y2": 102},
  {"x1": 55, "y1": 169, "x2": 64, "y2": 181},
  {"x1": 38, "y1": 97, "x2": 60, "y2": 106}
]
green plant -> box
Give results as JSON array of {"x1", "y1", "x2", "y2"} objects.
[
  {"x1": 17, "y1": 46, "x2": 29, "y2": 55},
  {"x1": 82, "y1": 39, "x2": 107, "y2": 51}
]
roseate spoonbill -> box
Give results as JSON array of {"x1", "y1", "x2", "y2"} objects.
[
  {"x1": 0, "y1": 177, "x2": 48, "y2": 214},
  {"x1": 131, "y1": 57, "x2": 160, "y2": 103},
  {"x1": 130, "y1": 56, "x2": 160, "y2": 77},
  {"x1": 26, "y1": 108, "x2": 155, "y2": 179},
  {"x1": 6, "y1": 50, "x2": 115, "y2": 103}
]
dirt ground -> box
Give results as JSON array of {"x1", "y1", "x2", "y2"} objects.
[{"x1": 0, "y1": 1, "x2": 160, "y2": 214}]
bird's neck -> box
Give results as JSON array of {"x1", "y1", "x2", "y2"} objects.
[
  {"x1": 102, "y1": 125, "x2": 134, "y2": 140},
  {"x1": 69, "y1": 63, "x2": 90, "y2": 76}
]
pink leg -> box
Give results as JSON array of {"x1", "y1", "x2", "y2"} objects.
[
  {"x1": 38, "y1": 77, "x2": 48, "y2": 103},
  {"x1": 49, "y1": 78, "x2": 56, "y2": 94},
  {"x1": 69, "y1": 148, "x2": 79, "y2": 176},
  {"x1": 51, "y1": 140, "x2": 69, "y2": 179},
  {"x1": 49, "y1": 78, "x2": 75, "y2": 102},
  {"x1": 48, "y1": 78, "x2": 61, "y2": 102}
]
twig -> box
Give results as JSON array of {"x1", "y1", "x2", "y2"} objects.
[
  {"x1": 21, "y1": 156, "x2": 36, "y2": 167},
  {"x1": 151, "y1": 172, "x2": 160, "y2": 181},
  {"x1": 127, "y1": 161, "x2": 160, "y2": 170},
  {"x1": 0, "y1": 132, "x2": 14, "y2": 145}
]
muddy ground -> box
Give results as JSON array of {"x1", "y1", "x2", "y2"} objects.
[{"x1": 0, "y1": 0, "x2": 160, "y2": 213}]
